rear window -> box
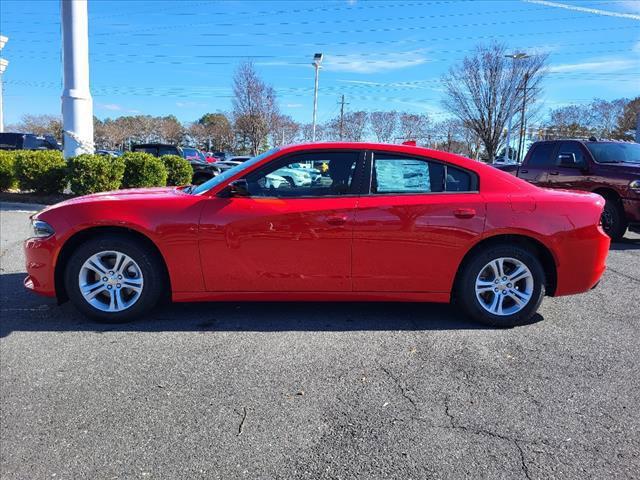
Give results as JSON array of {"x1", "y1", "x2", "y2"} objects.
[{"x1": 527, "y1": 143, "x2": 556, "y2": 167}]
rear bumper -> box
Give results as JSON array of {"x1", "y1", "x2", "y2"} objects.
[
  {"x1": 553, "y1": 224, "x2": 610, "y2": 296},
  {"x1": 23, "y1": 236, "x2": 57, "y2": 297}
]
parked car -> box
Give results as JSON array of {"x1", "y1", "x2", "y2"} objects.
[
  {"x1": 95, "y1": 149, "x2": 123, "y2": 157},
  {"x1": 229, "y1": 156, "x2": 252, "y2": 163},
  {"x1": 272, "y1": 165, "x2": 313, "y2": 186},
  {"x1": 0, "y1": 132, "x2": 61, "y2": 151},
  {"x1": 494, "y1": 139, "x2": 640, "y2": 240},
  {"x1": 130, "y1": 143, "x2": 218, "y2": 185},
  {"x1": 24, "y1": 142, "x2": 609, "y2": 327}
]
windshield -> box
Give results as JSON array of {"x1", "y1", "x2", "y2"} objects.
[
  {"x1": 191, "y1": 148, "x2": 280, "y2": 195},
  {"x1": 586, "y1": 143, "x2": 640, "y2": 164}
]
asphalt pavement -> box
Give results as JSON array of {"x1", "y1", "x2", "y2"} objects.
[{"x1": 1, "y1": 201, "x2": 639, "y2": 479}]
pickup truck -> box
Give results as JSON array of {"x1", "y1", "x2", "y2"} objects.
[
  {"x1": 495, "y1": 139, "x2": 640, "y2": 240},
  {"x1": 130, "y1": 143, "x2": 219, "y2": 184}
]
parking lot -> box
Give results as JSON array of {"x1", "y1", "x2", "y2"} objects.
[{"x1": 1, "y1": 201, "x2": 639, "y2": 479}]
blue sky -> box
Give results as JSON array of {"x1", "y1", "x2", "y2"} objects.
[{"x1": 1, "y1": 0, "x2": 638, "y2": 128}]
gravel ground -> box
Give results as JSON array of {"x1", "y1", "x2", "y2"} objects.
[{"x1": 1, "y1": 201, "x2": 639, "y2": 479}]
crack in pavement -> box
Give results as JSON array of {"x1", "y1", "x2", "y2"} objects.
[
  {"x1": 444, "y1": 395, "x2": 533, "y2": 480},
  {"x1": 605, "y1": 267, "x2": 640, "y2": 284},
  {"x1": 380, "y1": 365, "x2": 417, "y2": 411}
]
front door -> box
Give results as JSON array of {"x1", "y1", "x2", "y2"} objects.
[
  {"x1": 545, "y1": 141, "x2": 591, "y2": 191},
  {"x1": 198, "y1": 150, "x2": 363, "y2": 292},
  {"x1": 517, "y1": 141, "x2": 556, "y2": 186},
  {"x1": 352, "y1": 152, "x2": 486, "y2": 293}
]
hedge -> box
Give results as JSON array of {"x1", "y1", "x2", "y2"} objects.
[
  {"x1": 68, "y1": 154, "x2": 126, "y2": 195},
  {"x1": 0, "y1": 151, "x2": 17, "y2": 191},
  {"x1": 161, "y1": 154, "x2": 193, "y2": 186},
  {"x1": 121, "y1": 152, "x2": 167, "y2": 188},
  {"x1": 14, "y1": 150, "x2": 67, "y2": 194}
]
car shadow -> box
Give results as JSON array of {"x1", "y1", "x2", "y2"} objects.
[
  {"x1": 0, "y1": 273, "x2": 543, "y2": 337},
  {"x1": 610, "y1": 237, "x2": 640, "y2": 251}
]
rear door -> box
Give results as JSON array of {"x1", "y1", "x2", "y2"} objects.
[
  {"x1": 545, "y1": 141, "x2": 592, "y2": 191},
  {"x1": 352, "y1": 151, "x2": 486, "y2": 293},
  {"x1": 518, "y1": 142, "x2": 556, "y2": 186}
]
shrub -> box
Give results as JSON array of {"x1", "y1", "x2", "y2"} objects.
[
  {"x1": 0, "y1": 151, "x2": 17, "y2": 191},
  {"x1": 14, "y1": 150, "x2": 67, "y2": 194},
  {"x1": 68, "y1": 154, "x2": 125, "y2": 195},
  {"x1": 121, "y1": 152, "x2": 167, "y2": 188},
  {"x1": 161, "y1": 154, "x2": 193, "y2": 186}
]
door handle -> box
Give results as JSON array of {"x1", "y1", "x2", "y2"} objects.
[
  {"x1": 326, "y1": 216, "x2": 347, "y2": 226},
  {"x1": 520, "y1": 169, "x2": 528, "y2": 174},
  {"x1": 549, "y1": 171, "x2": 559, "y2": 175},
  {"x1": 454, "y1": 208, "x2": 476, "y2": 219}
]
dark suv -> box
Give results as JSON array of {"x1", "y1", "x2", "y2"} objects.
[
  {"x1": 495, "y1": 139, "x2": 640, "y2": 240},
  {"x1": 130, "y1": 144, "x2": 218, "y2": 184},
  {"x1": 0, "y1": 132, "x2": 61, "y2": 151}
]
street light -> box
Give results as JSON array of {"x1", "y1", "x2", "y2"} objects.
[
  {"x1": 0, "y1": 34, "x2": 8, "y2": 133},
  {"x1": 311, "y1": 52, "x2": 323, "y2": 142},
  {"x1": 504, "y1": 52, "x2": 529, "y2": 162}
]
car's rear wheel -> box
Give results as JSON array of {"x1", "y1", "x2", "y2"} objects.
[
  {"x1": 601, "y1": 198, "x2": 627, "y2": 241},
  {"x1": 64, "y1": 235, "x2": 163, "y2": 322},
  {"x1": 456, "y1": 245, "x2": 545, "y2": 327}
]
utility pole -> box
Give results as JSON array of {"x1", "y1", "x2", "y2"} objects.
[
  {"x1": 311, "y1": 53, "x2": 323, "y2": 142},
  {"x1": 0, "y1": 35, "x2": 8, "y2": 133},
  {"x1": 504, "y1": 52, "x2": 529, "y2": 162},
  {"x1": 338, "y1": 94, "x2": 349, "y2": 141},
  {"x1": 517, "y1": 72, "x2": 529, "y2": 163},
  {"x1": 61, "y1": 0, "x2": 94, "y2": 158}
]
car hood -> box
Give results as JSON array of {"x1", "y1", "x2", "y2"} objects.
[{"x1": 39, "y1": 187, "x2": 182, "y2": 213}]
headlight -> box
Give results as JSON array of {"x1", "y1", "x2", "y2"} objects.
[
  {"x1": 630, "y1": 180, "x2": 640, "y2": 193},
  {"x1": 31, "y1": 220, "x2": 55, "y2": 238}
]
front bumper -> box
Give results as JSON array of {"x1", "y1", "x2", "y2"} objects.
[
  {"x1": 622, "y1": 197, "x2": 640, "y2": 224},
  {"x1": 23, "y1": 236, "x2": 57, "y2": 297}
]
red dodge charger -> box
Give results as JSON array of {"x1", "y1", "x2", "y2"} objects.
[{"x1": 24, "y1": 143, "x2": 610, "y2": 327}]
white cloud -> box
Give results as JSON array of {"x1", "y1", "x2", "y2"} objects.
[
  {"x1": 324, "y1": 52, "x2": 428, "y2": 74},
  {"x1": 285, "y1": 103, "x2": 303, "y2": 108},
  {"x1": 175, "y1": 101, "x2": 208, "y2": 108},
  {"x1": 523, "y1": 0, "x2": 640, "y2": 20},
  {"x1": 550, "y1": 58, "x2": 638, "y2": 73},
  {"x1": 100, "y1": 103, "x2": 122, "y2": 111}
]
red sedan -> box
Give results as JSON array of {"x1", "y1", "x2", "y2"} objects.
[{"x1": 24, "y1": 143, "x2": 610, "y2": 327}]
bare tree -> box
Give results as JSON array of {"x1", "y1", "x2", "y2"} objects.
[
  {"x1": 398, "y1": 113, "x2": 431, "y2": 143},
  {"x1": 232, "y1": 61, "x2": 279, "y2": 155},
  {"x1": 442, "y1": 43, "x2": 547, "y2": 160},
  {"x1": 194, "y1": 113, "x2": 234, "y2": 151},
  {"x1": 8, "y1": 114, "x2": 63, "y2": 140},
  {"x1": 370, "y1": 111, "x2": 398, "y2": 143},
  {"x1": 157, "y1": 115, "x2": 184, "y2": 144},
  {"x1": 271, "y1": 114, "x2": 301, "y2": 146},
  {"x1": 614, "y1": 96, "x2": 639, "y2": 140},
  {"x1": 326, "y1": 111, "x2": 368, "y2": 141}
]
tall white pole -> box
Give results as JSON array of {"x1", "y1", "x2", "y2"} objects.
[
  {"x1": 312, "y1": 63, "x2": 319, "y2": 142},
  {"x1": 0, "y1": 35, "x2": 8, "y2": 134},
  {"x1": 61, "y1": 0, "x2": 94, "y2": 158}
]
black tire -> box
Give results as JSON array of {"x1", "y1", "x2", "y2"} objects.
[
  {"x1": 64, "y1": 234, "x2": 164, "y2": 322},
  {"x1": 601, "y1": 197, "x2": 627, "y2": 241},
  {"x1": 455, "y1": 245, "x2": 546, "y2": 328}
]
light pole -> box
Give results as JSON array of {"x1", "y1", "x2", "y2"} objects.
[
  {"x1": 504, "y1": 52, "x2": 529, "y2": 162},
  {"x1": 0, "y1": 35, "x2": 9, "y2": 133},
  {"x1": 61, "y1": 0, "x2": 94, "y2": 158},
  {"x1": 311, "y1": 53, "x2": 323, "y2": 142}
]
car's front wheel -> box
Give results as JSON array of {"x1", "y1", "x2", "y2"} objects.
[
  {"x1": 456, "y1": 245, "x2": 545, "y2": 327},
  {"x1": 64, "y1": 235, "x2": 164, "y2": 322},
  {"x1": 601, "y1": 197, "x2": 627, "y2": 241}
]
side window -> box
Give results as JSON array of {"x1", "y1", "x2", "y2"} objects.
[
  {"x1": 557, "y1": 142, "x2": 587, "y2": 166},
  {"x1": 158, "y1": 146, "x2": 178, "y2": 156},
  {"x1": 133, "y1": 147, "x2": 158, "y2": 156},
  {"x1": 246, "y1": 151, "x2": 359, "y2": 198},
  {"x1": 527, "y1": 143, "x2": 556, "y2": 167},
  {"x1": 446, "y1": 166, "x2": 474, "y2": 192},
  {"x1": 372, "y1": 155, "x2": 444, "y2": 194}
]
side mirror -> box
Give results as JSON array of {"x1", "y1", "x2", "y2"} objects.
[{"x1": 222, "y1": 179, "x2": 250, "y2": 197}]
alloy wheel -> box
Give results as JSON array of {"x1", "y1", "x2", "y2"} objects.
[
  {"x1": 78, "y1": 250, "x2": 144, "y2": 312},
  {"x1": 475, "y1": 257, "x2": 534, "y2": 316}
]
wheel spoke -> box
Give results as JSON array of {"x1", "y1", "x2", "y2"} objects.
[
  {"x1": 114, "y1": 252, "x2": 126, "y2": 274},
  {"x1": 509, "y1": 267, "x2": 530, "y2": 284},
  {"x1": 82, "y1": 282, "x2": 106, "y2": 300},
  {"x1": 86, "y1": 259, "x2": 107, "y2": 275},
  {"x1": 509, "y1": 289, "x2": 531, "y2": 305},
  {"x1": 490, "y1": 259, "x2": 504, "y2": 279}
]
